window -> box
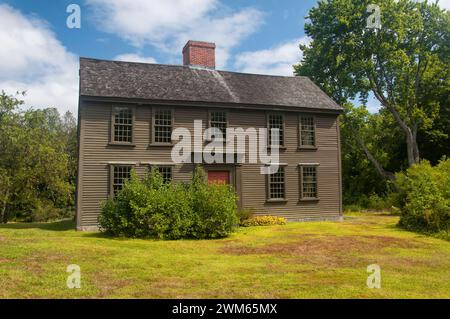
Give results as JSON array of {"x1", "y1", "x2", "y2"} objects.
[
  {"x1": 112, "y1": 165, "x2": 132, "y2": 195},
  {"x1": 209, "y1": 111, "x2": 227, "y2": 140},
  {"x1": 299, "y1": 115, "x2": 316, "y2": 147},
  {"x1": 156, "y1": 166, "x2": 173, "y2": 183},
  {"x1": 268, "y1": 166, "x2": 286, "y2": 200},
  {"x1": 153, "y1": 108, "x2": 173, "y2": 143},
  {"x1": 268, "y1": 113, "x2": 284, "y2": 147},
  {"x1": 301, "y1": 166, "x2": 318, "y2": 199},
  {"x1": 112, "y1": 106, "x2": 133, "y2": 143}
]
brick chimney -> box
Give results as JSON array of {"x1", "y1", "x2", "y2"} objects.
[{"x1": 182, "y1": 40, "x2": 216, "y2": 69}]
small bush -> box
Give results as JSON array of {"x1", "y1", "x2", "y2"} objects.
[
  {"x1": 396, "y1": 158, "x2": 450, "y2": 234},
  {"x1": 99, "y1": 167, "x2": 238, "y2": 239},
  {"x1": 241, "y1": 215, "x2": 286, "y2": 227},
  {"x1": 343, "y1": 204, "x2": 364, "y2": 213},
  {"x1": 27, "y1": 201, "x2": 74, "y2": 222},
  {"x1": 237, "y1": 208, "x2": 254, "y2": 223}
]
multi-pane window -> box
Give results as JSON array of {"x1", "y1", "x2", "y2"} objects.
[
  {"x1": 268, "y1": 166, "x2": 286, "y2": 199},
  {"x1": 112, "y1": 165, "x2": 132, "y2": 195},
  {"x1": 301, "y1": 166, "x2": 318, "y2": 199},
  {"x1": 113, "y1": 107, "x2": 133, "y2": 143},
  {"x1": 299, "y1": 116, "x2": 315, "y2": 147},
  {"x1": 210, "y1": 111, "x2": 227, "y2": 140},
  {"x1": 157, "y1": 166, "x2": 172, "y2": 184},
  {"x1": 153, "y1": 109, "x2": 173, "y2": 143},
  {"x1": 268, "y1": 113, "x2": 284, "y2": 147}
]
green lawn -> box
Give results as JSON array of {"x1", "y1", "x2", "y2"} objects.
[{"x1": 0, "y1": 213, "x2": 449, "y2": 298}]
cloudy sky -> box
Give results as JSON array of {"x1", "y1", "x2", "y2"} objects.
[{"x1": 0, "y1": 0, "x2": 448, "y2": 115}]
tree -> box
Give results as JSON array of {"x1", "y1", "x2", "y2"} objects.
[
  {"x1": 0, "y1": 91, "x2": 74, "y2": 222},
  {"x1": 295, "y1": 0, "x2": 450, "y2": 171}
]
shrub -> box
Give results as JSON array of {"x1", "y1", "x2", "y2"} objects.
[
  {"x1": 189, "y1": 167, "x2": 238, "y2": 238},
  {"x1": 237, "y1": 208, "x2": 254, "y2": 223},
  {"x1": 241, "y1": 215, "x2": 286, "y2": 227},
  {"x1": 99, "y1": 170, "x2": 193, "y2": 239},
  {"x1": 99, "y1": 167, "x2": 238, "y2": 239},
  {"x1": 395, "y1": 158, "x2": 450, "y2": 234},
  {"x1": 28, "y1": 201, "x2": 74, "y2": 222}
]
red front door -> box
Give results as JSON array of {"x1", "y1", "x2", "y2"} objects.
[{"x1": 207, "y1": 171, "x2": 230, "y2": 185}]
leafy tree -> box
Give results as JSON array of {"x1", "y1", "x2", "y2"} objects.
[
  {"x1": 295, "y1": 0, "x2": 450, "y2": 170},
  {"x1": 0, "y1": 91, "x2": 75, "y2": 222}
]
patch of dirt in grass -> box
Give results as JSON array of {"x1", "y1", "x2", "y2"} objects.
[
  {"x1": 0, "y1": 258, "x2": 11, "y2": 264},
  {"x1": 221, "y1": 235, "x2": 426, "y2": 267},
  {"x1": 21, "y1": 251, "x2": 70, "y2": 274},
  {"x1": 92, "y1": 272, "x2": 133, "y2": 298}
]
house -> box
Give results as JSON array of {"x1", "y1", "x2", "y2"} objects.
[{"x1": 76, "y1": 40, "x2": 343, "y2": 231}]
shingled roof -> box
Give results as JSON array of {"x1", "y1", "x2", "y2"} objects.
[{"x1": 79, "y1": 58, "x2": 342, "y2": 112}]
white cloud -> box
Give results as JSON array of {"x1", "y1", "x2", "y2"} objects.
[
  {"x1": 85, "y1": 0, "x2": 264, "y2": 68},
  {"x1": 114, "y1": 53, "x2": 156, "y2": 64},
  {"x1": 436, "y1": 0, "x2": 450, "y2": 9},
  {"x1": 0, "y1": 4, "x2": 78, "y2": 115},
  {"x1": 234, "y1": 37, "x2": 310, "y2": 76}
]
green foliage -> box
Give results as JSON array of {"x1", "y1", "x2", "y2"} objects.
[
  {"x1": 396, "y1": 158, "x2": 450, "y2": 233},
  {"x1": 189, "y1": 167, "x2": 238, "y2": 238},
  {"x1": 99, "y1": 167, "x2": 238, "y2": 239},
  {"x1": 241, "y1": 215, "x2": 286, "y2": 227},
  {"x1": 0, "y1": 91, "x2": 76, "y2": 223},
  {"x1": 296, "y1": 0, "x2": 450, "y2": 200},
  {"x1": 29, "y1": 202, "x2": 74, "y2": 222},
  {"x1": 344, "y1": 193, "x2": 396, "y2": 212},
  {"x1": 341, "y1": 104, "x2": 400, "y2": 205},
  {"x1": 237, "y1": 208, "x2": 254, "y2": 224}
]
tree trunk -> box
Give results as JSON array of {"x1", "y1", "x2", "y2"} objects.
[
  {"x1": 369, "y1": 77, "x2": 421, "y2": 167},
  {"x1": 354, "y1": 134, "x2": 395, "y2": 181},
  {"x1": 0, "y1": 190, "x2": 9, "y2": 224},
  {"x1": 1, "y1": 202, "x2": 7, "y2": 224}
]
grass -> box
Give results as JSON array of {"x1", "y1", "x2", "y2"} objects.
[{"x1": 0, "y1": 213, "x2": 449, "y2": 298}]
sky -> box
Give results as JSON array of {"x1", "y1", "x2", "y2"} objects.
[{"x1": 0, "y1": 0, "x2": 449, "y2": 115}]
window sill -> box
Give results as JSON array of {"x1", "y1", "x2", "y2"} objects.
[
  {"x1": 298, "y1": 146, "x2": 317, "y2": 150},
  {"x1": 266, "y1": 199, "x2": 288, "y2": 204},
  {"x1": 267, "y1": 146, "x2": 287, "y2": 151},
  {"x1": 108, "y1": 142, "x2": 136, "y2": 147},
  {"x1": 148, "y1": 143, "x2": 174, "y2": 147},
  {"x1": 299, "y1": 198, "x2": 320, "y2": 202}
]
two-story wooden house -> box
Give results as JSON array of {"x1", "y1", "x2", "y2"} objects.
[{"x1": 76, "y1": 40, "x2": 343, "y2": 231}]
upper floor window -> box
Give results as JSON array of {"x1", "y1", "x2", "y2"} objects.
[
  {"x1": 112, "y1": 106, "x2": 133, "y2": 143},
  {"x1": 268, "y1": 166, "x2": 286, "y2": 200},
  {"x1": 299, "y1": 115, "x2": 316, "y2": 148},
  {"x1": 111, "y1": 165, "x2": 132, "y2": 195},
  {"x1": 268, "y1": 113, "x2": 284, "y2": 147},
  {"x1": 300, "y1": 165, "x2": 318, "y2": 199},
  {"x1": 152, "y1": 108, "x2": 173, "y2": 144},
  {"x1": 209, "y1": 110, "x2": 227, "y2": 140}
]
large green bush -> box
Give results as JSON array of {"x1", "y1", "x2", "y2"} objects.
[
  {"x1": 189, "y1": 167, "x2": 238, "y2": 238},
  {"x1": 395, "y1": 158, "x2": 450, "y2": 234},
  {"x1": 99, "y1": 167, "x2": 238, "y2": 239}
]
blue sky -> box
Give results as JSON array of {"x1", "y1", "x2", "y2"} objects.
[{"x1": 1, "y1": 0, "x2": 448, "y2": 114}]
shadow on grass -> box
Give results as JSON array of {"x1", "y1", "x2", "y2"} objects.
[{"x1": 0, "y1": 219, "x2": 75, "y2": 231}]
